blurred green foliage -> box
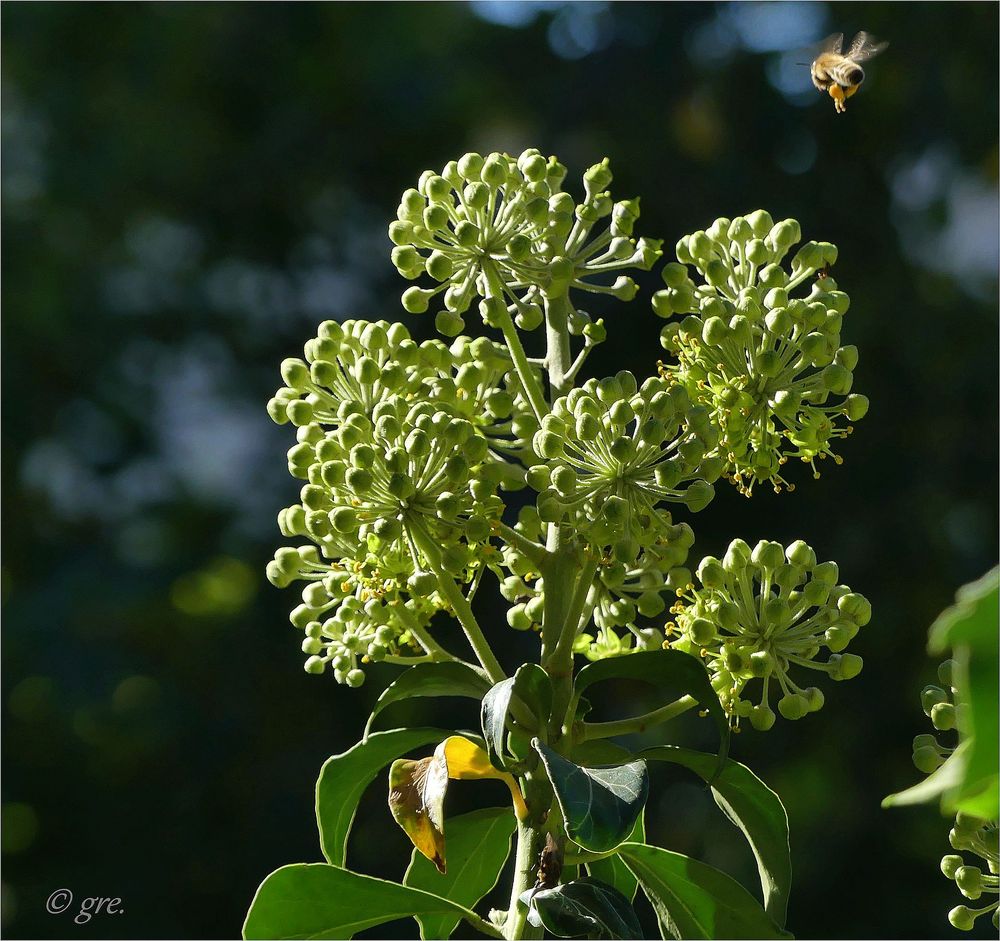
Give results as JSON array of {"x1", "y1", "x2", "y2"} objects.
[{"x1": 2, "y1": 3, "x2": 997, "y2": 939}]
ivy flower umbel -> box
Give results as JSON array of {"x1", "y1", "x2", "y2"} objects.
[
  {"x1": 269, "y1": 319, "x2": 536, "y2": 485},
  {"x1": 942, "y1": 814, "x2": 999, "y2": 931},
  {"x1": 266, "y1": 542, "x2": 440, "y2": 685},
  {"x1": 654, "y1": 210, "x2": 868, "y2": 495},
  {"x1": 670, "y1": 538, "x2": 870, "y2": 730},
  {"x1": 268, "y1": 320, "x2": 436, "y2": 430},
  {"x1": 390, "y1": 149, "x2": 662, "y2": 338},
  {"x1": 914, "y1": 660, "x2": 1000, "y2": 932},
  {"x1": 528, "y1": 372, "x2": 720, "y2": 563},
  {"x1": 297, "y1": 396, "x2": 504, "y2": 565},
  {"x1": 499, "y1": 505, "x2": 695, "y2": 661}
]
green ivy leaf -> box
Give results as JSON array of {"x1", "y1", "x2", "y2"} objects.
[
  {"x1": 619, "y1": 843, "x2": 792, "y2": 940},
  {"x1": 316, "y1": 728, "x2": 447, "y2": 865},
  {"x1": 882, "y1": 742, "x2": 968, "y2": 809},
  {"x1": 481, "y1": 663, "x2": 552, "y2": 771},
  {"x1": 243, "y1": 863, "x2": 490, "y2": 940},
  {"x1": 524, "y1": 878, "x2": 644, "y2": 939},
  {"x1": 365, "y1": 662, "x2": 491, "y2": 737},
  {"x1": 586, "y1": 812, "x2": 645, "y2": 902},
  {"x1": 404, "y1": 807, "x2": 515, "y2": 940},
  {"x1": 641, "y1": 746, "x2": 791, "y2": 927},
  {"x1": 574, "y1": 649, "x2": 730, "y2": 769},
  {"x1": 571, "y1": 739, "x2": 635, "y2": 765},
  {"x1": 534, "y1": 739, "x2": 649, "y2": 854},
  {"x1": 928, "y1": 567, "x2": 999, "y2": 817}
]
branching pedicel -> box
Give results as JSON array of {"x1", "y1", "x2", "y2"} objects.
[{"x1": 248, "y1": 151, "x2": 873, "y2": 941}]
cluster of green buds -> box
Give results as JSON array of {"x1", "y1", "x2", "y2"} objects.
[
  {"x1": 266, "y1": 542, "x2": 439, "y2": 685},
  {"x1": 265, "y1": 318, "x2": 538, "y2": 683},
  {"x1": 267, "y1": 319, "x2": 537, "y2": 476},
  {"x1": 527, "y1": 372, "x2": 720, "y2": 563},
  {"x1": 912, "y1": 659, "x2": 961, "y2": 774},
  {"x1": 390, "y1": 149, "x2": 661, "y2": 337},
  {"x1": 654, "y1": 211, "x2": 868, "y2": 495},
  {"x1": 498, "y1": 504, "x2": 696, "y2": 660},
  {"x1": 914, "y1": 661, "x2": 999, "y2": 931},
  {"x1": 669, "y1": 538, "x2": 869, "y2": 730},
  {"x1": 942, "y1": 814, "x2": 999, "y2": 931}
]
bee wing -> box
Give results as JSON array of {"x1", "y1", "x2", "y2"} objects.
[
  {"x1": 821, "y1": 32, "x2": 844, "y2": 55},
  {"x1": 846, "y1": 31, "x2": 888, "y2": 62},
  {"x1": 797, "y1": 32, "x2": 842, "y2": 66}
]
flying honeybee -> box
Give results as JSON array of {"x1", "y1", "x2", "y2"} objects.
[{"x1": 810, "y1": 31, "x2": 889, "y2": 113}]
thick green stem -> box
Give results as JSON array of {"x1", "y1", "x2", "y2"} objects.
[
  {"x1": 543, "y1": 293, "x2": 574, "y2": 401},
  {"x1": 505, "y1": 817, "x2": 544, "y2": 941},
  {"x1": 483, "y1": 263, "x2": 549, "y2": 422},
  {"x1": 577, "y1": 694, "x2": 699, "y2": 741},
  {"x1": 409, "y1": 522, "x2": 506, "y2": 684},
  {"x1": 548, "y1": 554, "x2": 599, "y2": 740},
  {"x1": 551, "y1": 554, "x2": 599, "y2": 669}
]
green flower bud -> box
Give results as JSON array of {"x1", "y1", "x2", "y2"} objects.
[
  {"x1": 515, "y1": 302, "x2": 544, "y2": 331},
  {"x1": 534, "y1": 430, "x2": 565, "y2": 460},
  {"x1": 829, "y1": 653, "x2": 863, "y2": 680},
  {"x1": 821, "y1": 363, "x2": 853, "y2": 395},
  {"x1": 948, "y1": 906, "x2": 975, "y2": 931},
  {"x1": 931, "y1": 702, "x2": 957, "y2": 731},
  {"x1": 752, "y1": 540, "x2": 785, "y2": 571},
  {"x1": 637, "y1": 591, "x2": 666, "y2": 618},
  {"x1": 749, "y1": 650, "x2": 772, "y2": 678},
  {"x1": 304, "y1": 656, "x2": 326, "y2": 675},
  {"x1": 678, "y1": 479, "x2": 711, "y2": 512},
  {"x1": 703, "y1": 316, "x2": 730, "y2": 345},
  {"x1": 958, "y1": 866, "x2": 989, "y2": 904},
  {"x1": 689, "y1": 617, "x2": 716, "y2": 646},
  {"x1": 345, "y1": 668, "x2": 365, "y2": 688},
  {"x1": 785, "y1": 540, "x2": 816, "y2": 568},
  {"x1": 941, "y1": 855, "x2": 964, "y2": 880},
  {"x1": 426, "y1": 250, "x2": 454, "y2": 282},
  {"x1": 844, "y1": 394, "x2": 869, "y2": 421},
  {"x1": 921, "y1": 685, "x2": 948, "y2": 715},
  {"x1": 435, "y1": 310, "x2": 465, "y2": 337},
  {"x1": 750, "y1": 704, "x2": 776, "y2": 731},
  {"x1": 778, "y1": 693, "x2": 809, "y2": 720},
  {"x1": 938, "y1": 659, "x2": 956, "y2": 689},
  {"x1": 803, "y1": 687, "x2": 825, "y2": 712},
  {"x1": 837, "y1": 592, "x2": 871, "y2": 626},
  {"x1": 768, "y1": 219, "x2": 801, "y2": 251},
  {"x1": 697, "y1": 557, "x2": 727, "y2": 589},
  {"x1": 747, "y1": 210, "x2": 774, "y2": 238},
  {"x1": 746, "y1": 238, "x2": 770, "y2": 265}
]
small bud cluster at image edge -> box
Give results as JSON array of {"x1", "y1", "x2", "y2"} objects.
[{"x1": 916, "y1": 660, "x2": 1000, "y2": 932}]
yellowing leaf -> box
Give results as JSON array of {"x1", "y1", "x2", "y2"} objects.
[
  {"x1": 388, "y1": 755, "x2": 449, "y2": 873},
  {"x1": 436, "y1": 736, "x2": 529, "y2": 820}
]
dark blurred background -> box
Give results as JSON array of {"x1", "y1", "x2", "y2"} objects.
[{"x1": 2, "y1": 3, "x2": 997, "y2": 939}]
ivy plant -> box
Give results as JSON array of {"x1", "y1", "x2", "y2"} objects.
[{"x1": 245, "y1": 150, "x2": 873, "y2": 940}]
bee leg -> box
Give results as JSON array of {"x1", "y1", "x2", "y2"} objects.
[
  {"x1": 828, "y1": 84, "x2": 846, "y2": 113},
  {"x1": 843, "y1": 84, "x2": 861, "y2": 101}
]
